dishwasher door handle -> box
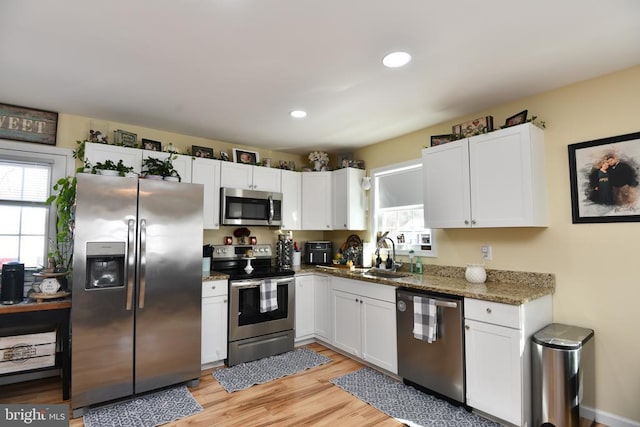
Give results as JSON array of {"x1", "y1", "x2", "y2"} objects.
[{"x1": 435, "y1": 300, "x2": 458, "y2": 309}]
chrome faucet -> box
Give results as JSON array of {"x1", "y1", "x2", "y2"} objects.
[{"x1": 376, "y1": 235, "x2": 403, "y2": 272}]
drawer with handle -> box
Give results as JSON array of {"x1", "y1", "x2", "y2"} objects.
[
  {"x1": 464, "y1": 298, "x2": 521, "y2": 329},
  {"x1": 202, "y1": 280, "x2": 228, "y2": 298}
]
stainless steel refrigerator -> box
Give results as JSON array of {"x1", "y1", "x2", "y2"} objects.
[{"x1": 71, "y1": 173, "x2": 203, "y2": 416}]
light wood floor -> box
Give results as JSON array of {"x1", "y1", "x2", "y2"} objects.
[{"x1": 1, "y1": 342, "x2": 606, "y2": 427}]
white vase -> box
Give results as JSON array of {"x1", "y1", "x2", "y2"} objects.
[
  {"x1": 465, "y1": 264, "x2": 487, "y2": 283},
  {"x1": 313, "y1": 160, "x2": 323, "y2": 171}
]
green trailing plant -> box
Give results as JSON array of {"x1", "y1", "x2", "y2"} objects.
[
  {"x1": 92, "y1": 159, "x2": 135, "y2": 176},
  {"x1": 45, "y1": 175, "x2": 77, "y2": 272},
  {"x1": 142, "y1": 155, "x2": 181, "y2": 181}
]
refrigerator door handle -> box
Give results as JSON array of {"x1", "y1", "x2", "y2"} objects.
[
  {"x1": 125, "y1": 219, "x2": 135, "y2": 311},
  {"x1": 138, "y1": 219, "x2": 147, "y2": 309}
]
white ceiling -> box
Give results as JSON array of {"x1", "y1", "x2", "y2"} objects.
[{"x1": 1, "y1": 1, "x2": 639, "y2": 154}]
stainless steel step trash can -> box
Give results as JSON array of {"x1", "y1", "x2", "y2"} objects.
[{"x1": 532, "y1": 323, "x2": 595, "y2": 427}]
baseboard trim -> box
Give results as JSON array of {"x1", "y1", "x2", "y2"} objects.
[{"x1": 582, "y1": 405, "x2": 640, "y2": 427}]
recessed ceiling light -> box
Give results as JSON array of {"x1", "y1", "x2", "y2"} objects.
[
  {"x1": 290, "y1": 110, "x2": 307, "y2": 118},
  {"x1": 382, "y1": 51, "x2": 412, "y2": 68}
]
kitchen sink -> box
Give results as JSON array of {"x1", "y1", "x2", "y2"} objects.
[{"x1": 359, "y1": 268, "x2": 410, "y2": 280}]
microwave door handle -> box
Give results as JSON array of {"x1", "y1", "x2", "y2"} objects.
[
  {"x1": 125, "y1": 219, "x2": 135, "y2": 311},
  {"x1": 138, "y1": 219, "x2": 147, "y2": 309},
  {"x1": 268, "y1": 195, "x2": 274, "y2": 225}
]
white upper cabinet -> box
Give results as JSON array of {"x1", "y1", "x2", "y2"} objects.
[
  {"x1": 332, "y1": 167, "x2": 366, "y2": 230},
  {"x1": 84, "y1": 143, "x2": 143, "y2": 174},
  {"x1": 281, "y1": 169, "x2": 302, "y2": 230},
  {"x1": 301, "y1": 171, "x2": 332, "y2": 230},
  {"x1": 191, "y1": 157, "x2": 221, "y2": 229},
  {"x1": 220, "y1": 162, "x2": 281, "y2": 192},
  {"x1": 422, "y1": 123, "x2": 547, "y2": 228}
]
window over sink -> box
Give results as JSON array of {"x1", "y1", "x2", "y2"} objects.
[{"x1": 371, "y1": 159, "x2": 435, "y2": 257}]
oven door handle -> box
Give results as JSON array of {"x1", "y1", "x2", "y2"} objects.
[{"x1": 231, "y1": 278, "x2": 292, "y2": 289}]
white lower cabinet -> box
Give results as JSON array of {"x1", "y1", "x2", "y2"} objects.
[
  {"x1": 294, "y1": 275, "x2": 315, "y2": 341},
  {"x1": 331, "y1": 278, "x2": 397, "y2": 374},
  {"x1": 464, "y1": 295, "x2": 552, "y2": 426},
  {"x1": 313, "y1": 275, "x2": 331, "y2": 341},
  {"x1": 201, "y1": 280, "x2": 228, "y2": 365}
]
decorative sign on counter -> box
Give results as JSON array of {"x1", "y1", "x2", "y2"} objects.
[{"x1": 0, "y1": 103, "x2": 58, "y2": 145}]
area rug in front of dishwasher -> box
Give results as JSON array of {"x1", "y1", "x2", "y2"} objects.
[
  {"x1": 213, "y1": 347, "x2": 331, "y2": 393},
  {"x1": 330, "y1": 367, "x2": 500, "y2": 427},
  {"x1": 83, "y1": 386, "x2": 203, "y2": 427}
]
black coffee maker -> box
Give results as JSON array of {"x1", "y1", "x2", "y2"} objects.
[{"x1": 1, "y1": 262, "x2": 24, "y2": 305}]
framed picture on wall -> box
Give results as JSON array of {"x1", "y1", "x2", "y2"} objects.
[
  {"x1": 233, "y1": 148, "x2": 259, "y2": 164},
  {"x1": 568, "y1": 131, "x2": 640, "y2": 223}
]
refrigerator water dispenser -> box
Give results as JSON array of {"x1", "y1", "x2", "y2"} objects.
[{"x1": 85, "y1": 242, "x2": 125, "y2": 289}]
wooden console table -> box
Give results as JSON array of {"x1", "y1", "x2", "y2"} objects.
[{"x1": 0, "y1": 299, "x2": 71, "y2": 400}]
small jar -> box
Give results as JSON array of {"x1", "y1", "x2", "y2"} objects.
[{"x1": 465, "y1": 264, "x2": 486, "y2": 284}]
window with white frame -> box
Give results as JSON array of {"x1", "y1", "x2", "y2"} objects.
[
  {"x1": 371, "y1": 159, "x2": 434, "y2": 257},
  {"x1": 0, "y1": 143, "x2": 71, "y2": 269}
]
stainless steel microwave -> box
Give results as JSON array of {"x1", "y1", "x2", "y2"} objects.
[{"x1": 220, "y1": 187, "x2": 283, "y2": 226}]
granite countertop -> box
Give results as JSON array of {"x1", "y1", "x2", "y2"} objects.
[
  {"x1": 202, "y1": 272, "x2": 230, "y2": 281},
  {"x1": 297, "y1": 264, "x2": 555, "y2": 305}
]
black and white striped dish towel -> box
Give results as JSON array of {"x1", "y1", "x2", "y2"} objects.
[
  {"x1": 260, "y1": 279, "x2": 278, "y2": 313},
  {"x1": 412, "y1": 296, "x2": 437, "y2": 343}
]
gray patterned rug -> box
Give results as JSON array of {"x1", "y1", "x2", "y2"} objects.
[
  {"x1": 83, "y1": 386, "x2": 203, "y2": 427},
  {"x1": 330, "y1": 367, "x2": 500, "y2": 427},
  {"x1": 213, "y1": 347, "x2": 331, "y2": 393}
]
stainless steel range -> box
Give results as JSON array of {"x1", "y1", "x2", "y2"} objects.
[{"x1": 211, "y1": 244, "x2": 295, "y2": 366}]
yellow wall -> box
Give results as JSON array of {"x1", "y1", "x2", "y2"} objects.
[
  {"x1": 355, "y1": 65, "x2": 640, "y2": 422},
  {"x1": 51, "y1": 66, "x2": 640, "y2": 421}
]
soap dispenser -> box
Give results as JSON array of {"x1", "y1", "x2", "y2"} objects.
[{"x1": 415, "y1": 256, "x2": 423, "y2": 274}]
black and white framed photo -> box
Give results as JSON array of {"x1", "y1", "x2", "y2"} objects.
[
  {"x1": 142, "y1": 138, "x2": 161, "y2": 151},
  {"x1": 233, "y1": 148, "x2": 259, "y2": 164},
  {"x1": 219, "y1": 151, "x2": 230, "y2": 161},
  {"x1": 192, "y1": 145, "x2": 214, "y2": 158},
  {"x1": 568, "y1": 131, "x2": 640, "y2": 223}
]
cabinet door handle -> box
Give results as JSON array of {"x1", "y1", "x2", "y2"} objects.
[
  {"x1": 211, "y1": 285, "x2": 216, "y2": 290},
  {"x1": 471, "y1": 220, "x2": 477, "y2": 225},
  {"x1": 486, "y1": 308, "x2": 492, "y2": 314},
  {"x1": 465, "y1": 325, "x2": 470, "y2": 330},
  {"x1": 464, "y1": 220, "x2": 470, "y2": 225},
  {"x1": 224, "y1": 299, "x2": 227, "y2": 303}
]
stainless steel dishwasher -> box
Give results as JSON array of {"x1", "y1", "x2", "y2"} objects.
[{"x1": 396, "y1": 287, "x2": 465, "y2": 404}]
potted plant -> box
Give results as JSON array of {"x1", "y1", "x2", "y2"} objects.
[
  {"x1": 92, "y1": 159, "x2": 135, "y2": 177},
  {"x1": 45, "y1": 175, "x2": 77, "y2": 274},
  {"x1": 142, "y1": 155, "x2": 181, "y2": 181}
]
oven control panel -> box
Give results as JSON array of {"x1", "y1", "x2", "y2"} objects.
[{"x1": 211, "y1": 244, "x2": 272, "y2": 259}]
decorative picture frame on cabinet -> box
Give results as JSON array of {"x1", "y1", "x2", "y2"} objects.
[
  {"x1": 453, "y1": 116, "x2": 494, "y2": 138},
  {"x1": 504, "y1": 110, "x2": 528, "y2": 128},
  {"x1": 219, "y1": 151, "x2": 230, "y2": 161},
  {"x1": 141, "y1": 138, "x2": 161, "y2": 151},
  {"x1": 192, "y1": 145, "x2": 214, "y2": 158},
  {"x1": 430, "y1": 134, "x2": 454, "y2": 147},
  {"x1": 568, "y1": 131, "x2": 640, "y2": 223},
  {"x1": 338, "y1": 153, "x2": 353, "y2": 168},
  {"x1": 113, "y1": 130, "x2": 138, "y2": 147},
  {"x1": 233, "y1": 148, "x2": 259, "y2": 164}
]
